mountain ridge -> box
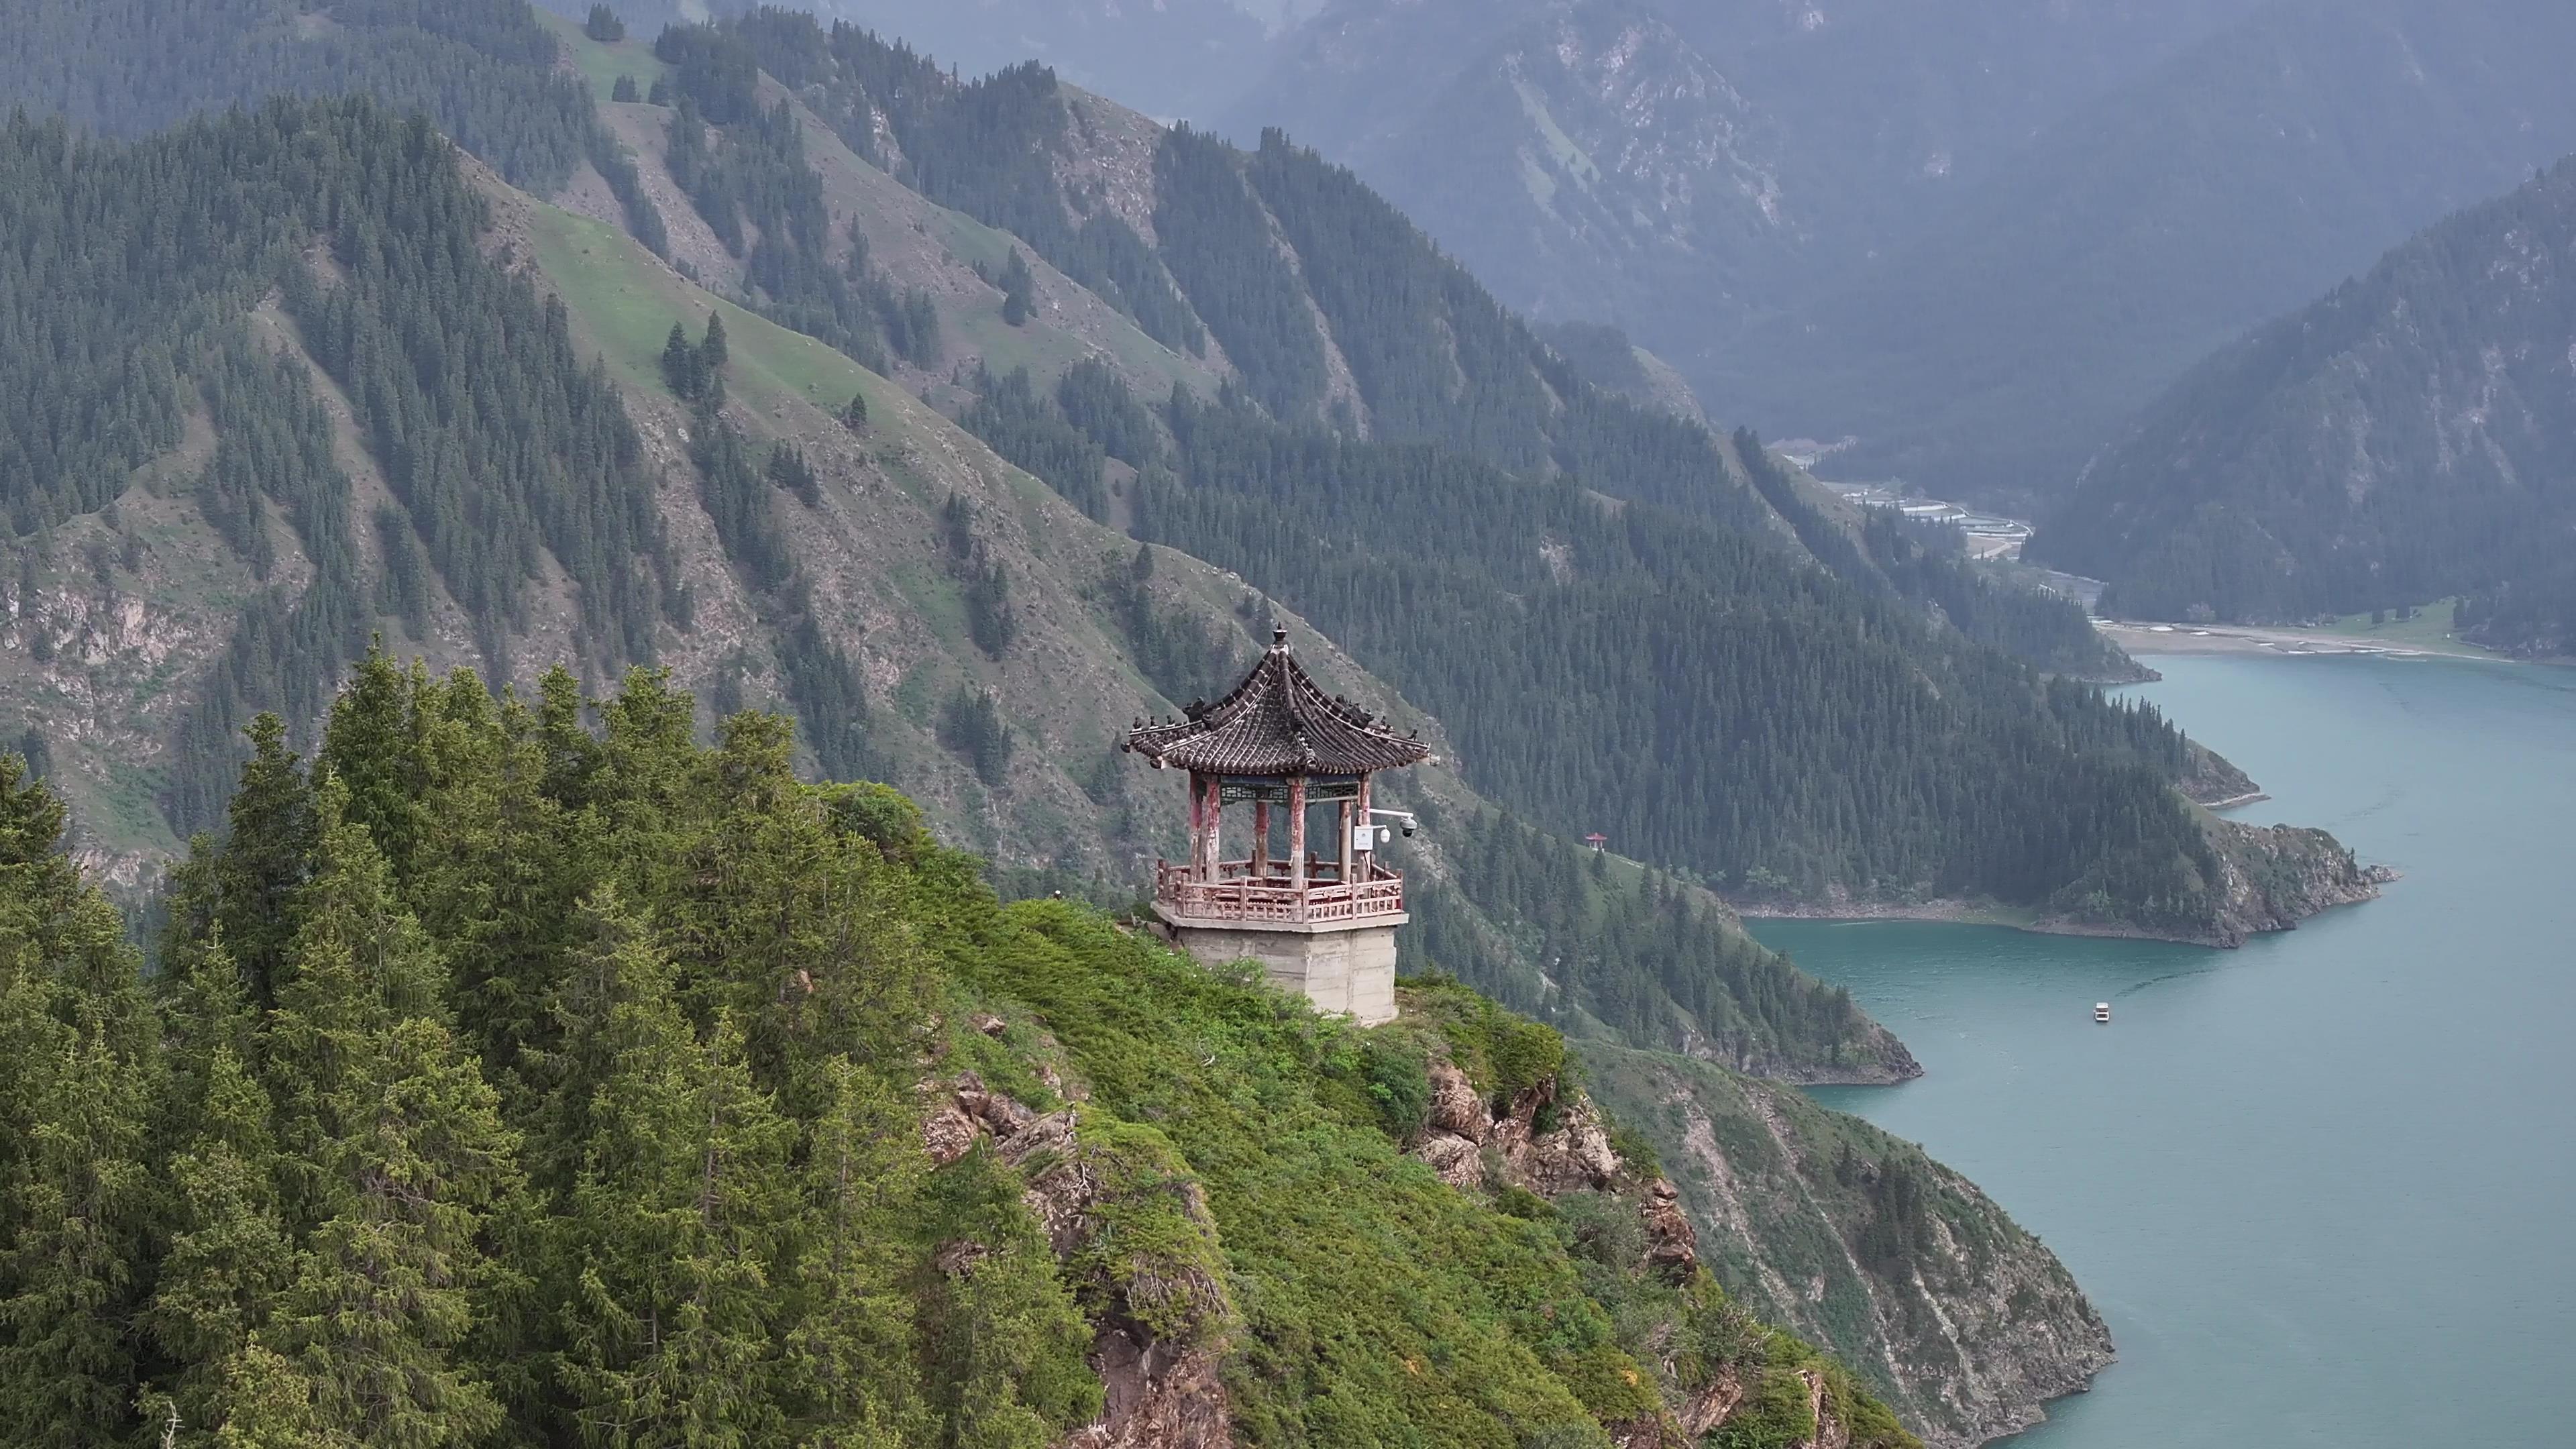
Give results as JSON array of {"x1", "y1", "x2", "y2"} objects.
[{"x1": 2029, "y1": 152, "x2": 2576, "y2": 658}]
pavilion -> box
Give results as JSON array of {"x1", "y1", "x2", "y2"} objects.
[{"x1": 1124, "y1": 627, "x2": 1430, "y2": 1024}]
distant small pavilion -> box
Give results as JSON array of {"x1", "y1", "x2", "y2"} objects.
[
  {"x1": 1124, "y1": 627, "x2": 1430, "y2": 1024},
  {"x1": 1585, "y1": 833, "x2": 1609, "y2": 851}
]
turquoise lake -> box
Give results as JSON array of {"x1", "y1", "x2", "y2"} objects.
[{"x1": 1755, "y1": 653, "x2": 2576, "y2": 1448}]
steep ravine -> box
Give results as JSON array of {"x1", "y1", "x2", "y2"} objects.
[{"x1": 1582, "y1": 1045, "x2": 2116, "y2": 1448}]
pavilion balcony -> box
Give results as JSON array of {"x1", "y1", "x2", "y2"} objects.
[{"x1": 1152, "y1": 857, "x2": 1407, "y2": 928}]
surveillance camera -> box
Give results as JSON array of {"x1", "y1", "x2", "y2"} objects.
[{"x1": 1399, "y1": 820, "x2": 1415, "y2": 838}]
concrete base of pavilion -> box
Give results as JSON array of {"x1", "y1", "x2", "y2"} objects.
[{"x1": 1158, "y1": 914, "x2": 1405, "y2": 1026}]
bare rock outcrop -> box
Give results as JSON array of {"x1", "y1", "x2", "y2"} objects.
[
  {"x1": 2200, "y1": 820, "x2": 2399, "y2": 945},
  {"x1": 1410, "y1": 1061, "x2": 1623, "y2": 1197},
  {"x1": 1640, "y1": 1178, "x2": 1701, "y2": 1283}
]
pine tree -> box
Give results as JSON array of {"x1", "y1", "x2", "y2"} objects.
[
  {"x1": 317, "y1": 643, "x2": 431, "y2": 884},
  {"x1": 203, "y1": 716, "x2": 319, "y2": 1010},
  {"x1": 261, "y1": 780, "x2": 448, "y2": 1155},
  {"x1": 0, "y1": 763, "x2": 160, "y2": 1449},
  {"x1": 584, "y1": 5, "x2": 626, "y2": 43},
  {"x1": 407, "y1": 681, "x2": 587, "y2": 1110},
  {"x1": 0, "y1": 749, "x2": 77, "y2": 912},
  {"x1": 842, "y1": 391, "x2": 869, "y2": 432},
  {"x1": 201, "y1": 1340, "x2": 332, "y2": 1448},
  {"x1": 779, "y1": 1056, "x2": 934, "y2": 1446},
  {"x1": 552, "y1": 1002, "x2": 799, "y2": 1448},
  {"x1": 535, "y1": 666, "x2": 605, "y2": 813},
  {"x1": 999, "y1": 250, "x2": 1034, "y2": 327},
  {"x1": 144, "y1": 1049, "x2": 295, "y2": 1444},
  {"x1": 256, "y1": 783, "x2": 519, "y2": 1447},
  {"x1": 765, "y1": 443, "x2": 819, "y2": 506},
  {"x1": 611, "y1": 74, "x2": 639, "y2": 104},
  {"x1": 261, "y1": 1015, "x2": 515, "y2": 1449},
  {"x1": 661, "y1": 322, "x2": 700, "y2": 400},
  {"x1": 700, "y1": 310, "x2": 730, "y2": 374}
]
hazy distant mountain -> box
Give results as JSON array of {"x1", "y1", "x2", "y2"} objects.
[
  {"x1": 2029, "y1": 156, "x2": 2576, "y2": 658},
  {"x1": 1222, "y1": 0, "x2": 2576, "y2": 507},
  {"x1": 790, "y1": 0, "x2": 1273, "y2": 119},
  {"x1": 1716, "y1": 0, "x2": 2576, "y2": 506}
]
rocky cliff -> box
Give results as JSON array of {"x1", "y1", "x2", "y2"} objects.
[
  {"x1": 1581, "y1": 1045, "x2": 2115, "y2": 1448},
  {"x1": 2198, "y1": 821, "x2": 2398, "y2": 947}
]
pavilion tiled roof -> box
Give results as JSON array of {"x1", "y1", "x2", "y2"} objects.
[{"x1": 1124, "y1": 629, "x2": 1432, "y2": 776}]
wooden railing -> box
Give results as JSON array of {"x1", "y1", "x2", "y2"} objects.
[{"x1": 1155, "y1": 858, "x2": 1405, "y2": 926}]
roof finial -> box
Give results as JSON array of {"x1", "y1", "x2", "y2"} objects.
[{"x1": 1272, "y1": 624, "x2": 1289, "y2": 649}]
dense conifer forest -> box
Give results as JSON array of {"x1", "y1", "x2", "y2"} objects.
[
  {"x1": 0, "y1": 0, "x2": 2353, "y2": 955},
  {"x1": 0, "y1": 101, "x2": 676, "y2": 838},
  {"x1": 1123, "y1": 394, "x2": 2224, "y2": 929},
  {"x1": 1407, "y1": 810, "x2": 1901, "y2": 1078},
  {"x1": 575, "y1": 11, "x2": 2249, "y2": 931},
  {"x1": 718, "y1": 11, "x2": 1207, "y2": 358},
  {"x1": 0, "y1": 663, "x2": 1913, "y2": 1448},
  {"x1": 667, "y1": 9, "x2": 2123, "y2": 684},
  {"x1": 0, "y1": 0, "x2": 669, "y2": 255},
  {"x1": 0, "y1": 84, "x2": 1892, "y2": 1084}
]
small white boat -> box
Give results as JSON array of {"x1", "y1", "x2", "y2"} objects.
[{"x1": 2093, "y1": 1002, "x2": 2112, "y2": 1024}]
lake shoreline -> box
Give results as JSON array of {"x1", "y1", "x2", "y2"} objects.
[
  {"x1": 1733, "y1": 898, "x2": 2214, "y2": 947},
  {"x1": 2195, "y1": 790, "x2": 2270, "y2": 810},
  {"x1": 1766, "y1": 653, "x2": 2576, "y2": 1449},
  {"x1": 1731, "y1": 871, "x2": 2394, "y2": 951},
  {"x1": 2098, "y1": 619, "x2": 2531, "y2": 665}
]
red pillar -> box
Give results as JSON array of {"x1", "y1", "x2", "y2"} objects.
[
  {"x1": 1287, "y1": 775, "x2": 1307, "y2": 892},
  {"x1": 1252, "y1": 798, "x2": 1271, "y2": 879},
  {"x1": 1186, "y1": 771, "x2": 1205, "y2": 881}
]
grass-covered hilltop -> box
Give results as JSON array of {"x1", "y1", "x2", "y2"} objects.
[{"x1": 0, "y1": 657, "x2": 1936, "y2": 1449}]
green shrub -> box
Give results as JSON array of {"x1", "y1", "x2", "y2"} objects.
[
  {"x1": 1605, "y1": 1115, "x2": 1663, "y2": 1179},
  {"x1": 1360, "y1": 1034, "x2": 1432, "y2": 1138},
  {"x1": 1710, "y1": 1366, "x2": 1819, "y2": 1449},
  {"x1": 1063, "y1": 1111, "x2": 1237, "y2": 1346},
  {"x1": 1556, "y1": 1191, "x2": 1646, "y2": 1270},
  {"x1": 822, "y1": 779, "x2": 930, "y2": 859}
]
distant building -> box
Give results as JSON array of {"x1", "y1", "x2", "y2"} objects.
[
  {"x1": 1585, "y1": 833, "x2": 1608, "y2": 851},
  {"x1": 1123, "y1": 629, "x2": 1430, "y2": 1025}
]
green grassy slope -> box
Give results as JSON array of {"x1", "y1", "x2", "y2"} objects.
[
  {"x1": 957, "y1": 907, "x2": 1921, "y2": 1448},
  {"x1": 537, "y1": 7, "x2": 673, "y2": 102}
]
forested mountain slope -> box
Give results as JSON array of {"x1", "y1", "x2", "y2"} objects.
[
  {"x1": 564, "y1": 11, "x2": 2383, "y2": 950},
  {"x1": 0, "y1": 99, "x2": 1972, "y2": 1436},
  {"x1": 0, "y1": 74, "x2": 1904, "y2": 1104},
  {"x1": 0, "y1": 12, "x2": 2206, "y2": 1438},
  {"x1": 650, "y1": 5, "x2": 2125, "y2": 682},
  {"x1": 0, "y1": 674, "x2": 1932, "y2": 1449},
  {"x1": 0, "y1": 0, "x2": 2378, "y2": 959},
  {"x1": 2030, "y1": 156, "x2": 2576, "y2": 659}
]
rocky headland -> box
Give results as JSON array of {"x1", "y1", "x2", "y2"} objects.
[{"x1": 1583, "y1": 1046, "x2": 2118, "y2": 1448}]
